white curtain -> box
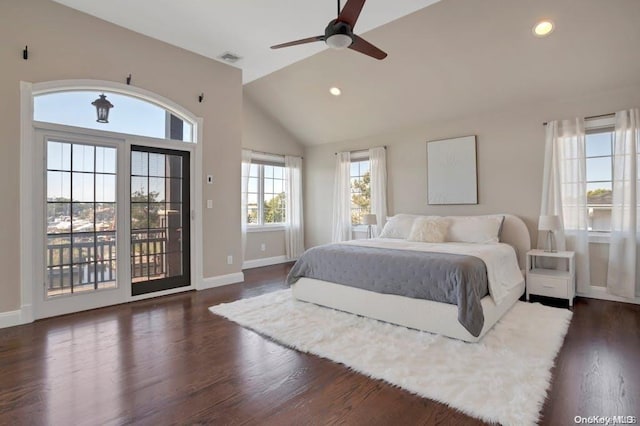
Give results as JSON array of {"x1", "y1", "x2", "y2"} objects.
[
  {"x1": 240, "y1": 149, "x2": 252, "y2": 261},
  {"x1": 607, "y1": 108, "x2": 640, "y2": 299},
  {"x1": 540, "y1": 119, "x2": 591, "y2": 293},
  {"x1": 369, "y1": 147, "x2": 387, "y2": 237},
  {"x1": 285, "y1": 155, "x2": 304, "y2": 259},
  {"x1": 332, "y1": 151, "x2": 352, "y2": 242}
]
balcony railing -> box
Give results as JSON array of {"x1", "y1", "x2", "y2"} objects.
[{"x1": 46, "y1": 229, "x2": 167, "y2": 293}]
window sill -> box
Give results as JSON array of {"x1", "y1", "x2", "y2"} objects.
[
  {"x1": 588, "y1": 233, "x2": 610, "y2": 244},
  {"x1": 352, "y1": 225, "x2": 368, "y2": 233},
  {"x1": 247, "y1": 225, "x2": 287, "y2": 233}
]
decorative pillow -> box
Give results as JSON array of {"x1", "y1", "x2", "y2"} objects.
[
  {"x1": 378, "y1": 214, "x2": 419, "y2": 239},
  {"x1": 407, "y1": 216, "x2": 449, "y2": 243},
  {"x1": 445, "y1": 215, "x2": 505, "y2": 244}
]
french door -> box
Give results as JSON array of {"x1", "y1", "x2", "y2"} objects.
[
  {"x1": 34, "y1": 126, "x2": 194, "y2": 319},
  {"x1": 130, "y1": 146, "x2": 190, "y2": 295}
]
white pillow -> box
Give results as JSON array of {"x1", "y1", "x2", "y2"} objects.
[
  {"x1": 379, "y1": 214, "x2": 419, "y2": 239},
  {"x1": 407, "y1": 216, "x2": 449, "y2": 243},
  {"x1": 445, "y1": 215, "x2": 504, "y2": 244}
]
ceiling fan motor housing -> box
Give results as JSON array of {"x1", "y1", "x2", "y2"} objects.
[{"x1": 325, "y1": 19, "x2": 354, "y2": 49}]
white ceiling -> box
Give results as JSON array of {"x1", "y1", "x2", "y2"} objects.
[{"x1": 52, "y1": 0, "x2": 440, "y2": 83}]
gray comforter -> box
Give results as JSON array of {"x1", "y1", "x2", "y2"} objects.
[{"x1": 287, "y1": 243, "x2": 489, "y2": 337}]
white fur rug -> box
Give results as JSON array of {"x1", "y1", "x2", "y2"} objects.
[{"x1": 209, "y1": 289, "x2": 572, "y2": 425}]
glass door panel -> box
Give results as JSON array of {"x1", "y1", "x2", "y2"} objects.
[
  {"x1": 46, "y1": 140, "x2": 117, "y2": 297},
  {"x1": 130, "y1": 145, "x2": 190, "y2": 296}
]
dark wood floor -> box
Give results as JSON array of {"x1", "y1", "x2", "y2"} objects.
[{"x1": 1, "y1": 264, "x2": 638, "y2": 425}]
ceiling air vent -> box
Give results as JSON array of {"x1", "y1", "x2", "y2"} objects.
[{"x1": 218, "y1": 52, "x2": 242, "y2": 63}]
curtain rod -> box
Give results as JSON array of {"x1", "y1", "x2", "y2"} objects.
[
  {"x1": 334, "y1": 146, "x2": 387, "y2": 155},
  {"x1": 542, "y1": 113, "x2": 614, "y2": 126},
  {"x1": 250, "y1": 149, "x2": 303, "y2": 159}
]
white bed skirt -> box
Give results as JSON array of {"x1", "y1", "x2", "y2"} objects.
[{"x1": 292, "y1": 278, "x2": 525, "y2": 343}]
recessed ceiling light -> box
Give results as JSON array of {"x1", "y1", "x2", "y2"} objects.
[
  {"x1": 329, "y1": 87, "x2": 342, "y2": 96},
  {"x1": 533, "y1": 20, "x2": 554, "y2": 37}
]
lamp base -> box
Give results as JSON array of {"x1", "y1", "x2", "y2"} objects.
[{"x1": 544, "y1": 230, "x2": 557, "y2": 253}]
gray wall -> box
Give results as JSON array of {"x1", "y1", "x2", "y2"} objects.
[
  {"x1": 242, "y1": 95, "x2": 304, "y2": 263},
  {"x1": 304, "y1": 84, "x2": 640, "y2": 289},
  {"x1": 0, "y1": 0, "x2": 242, "y2": 313}
]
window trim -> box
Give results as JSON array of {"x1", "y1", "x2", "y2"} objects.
[
  {"x1": 246, "y1": 157, "x2": 286, "y2": 227},
  {"x1": 247, "y1": 224, "x2": 287, "y2": 233}
]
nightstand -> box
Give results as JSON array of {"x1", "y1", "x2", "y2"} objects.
[{"x1": 526, "y1": 249, "x2": 576, "y2": 306}]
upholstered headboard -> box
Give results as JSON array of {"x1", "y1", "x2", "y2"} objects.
[
  {"x1": 384, "y1": 213, "x2": 531, "y2": 270},
  {"x1": 499, "y1": 214, "x2": 531, "y2": 270}
]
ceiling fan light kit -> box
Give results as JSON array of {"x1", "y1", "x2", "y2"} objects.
[
  {"x1": 325, "y1": 19, "x2": 354, "y2": 49},
  {"x1": 271, "y1": 0, "x2": 387, "y2": 60},
  {"x1": 326, "y1": 34, "x2": 352, "y2": 49}
]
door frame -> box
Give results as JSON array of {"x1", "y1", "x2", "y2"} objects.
[{"x1": 20, "y1": 80, "x2": 203, "y2": 321}]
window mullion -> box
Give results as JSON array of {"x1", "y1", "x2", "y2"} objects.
[{"x1": 258, "y1": 165, "x2": 265, "y2": 226}]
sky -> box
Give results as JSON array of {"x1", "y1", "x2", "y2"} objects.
[{"x1": 34, "y1": 91, "x2": 192, "y2": 141}]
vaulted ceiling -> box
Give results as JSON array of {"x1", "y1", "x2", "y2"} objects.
[
  {"x1": 245, "y1": 0, "x2": 640, "y2": 145},
  {"x1": 53, "y1": 0, "x2": 640, "y2": 146},
  {"x1": 51, "y1": 0, "x2": 440, "y2": 83}
]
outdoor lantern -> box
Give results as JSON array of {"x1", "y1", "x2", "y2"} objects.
[{"x1": 91, "y1": 94, "x2": 114, "y2": 123}]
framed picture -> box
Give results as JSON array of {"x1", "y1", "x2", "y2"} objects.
[{"x1": 427, "y1": 135, "x2": 478, "y2": 205}]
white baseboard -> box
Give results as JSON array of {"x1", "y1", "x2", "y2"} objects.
[
  {"x1": 198, "y1": 272, "x2": 245, "y2": 291},
  {"x1": 21, "y1": 304, "x2": 34, "y2": 323},
  {"x1": 242, "y1": 255, "x2": 292, "y2": 270},
  {"x1": 578, "y1": 287, "x2": 640, "y2": 305},
  {"x1": 0, "y1": 305, "x2": 33, "y2": 329}
]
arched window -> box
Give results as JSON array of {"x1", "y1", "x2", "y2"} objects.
[{"x1": 34, "y1": 91, "x2": 194, "y2": 142}]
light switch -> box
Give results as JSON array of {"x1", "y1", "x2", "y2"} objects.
[
  {"x1": 207, "y1": 200, "x2": 213, "y2": 209},
  {"x1": 207, "y1": 175, "x2": 213, "y2": 184}
]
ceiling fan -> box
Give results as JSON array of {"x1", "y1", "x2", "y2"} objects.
[{"x1": 270, "y1": 0, "x2": 387, "y2": 60}]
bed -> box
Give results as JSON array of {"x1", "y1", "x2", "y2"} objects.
[{"x1": 289, "y1": 214, "x2": 530, "y2": 343}]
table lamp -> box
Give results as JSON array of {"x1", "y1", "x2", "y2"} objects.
[
  {"x1": 362, "y1": 214, "x2": 377, "y2": 239},
  {"x1": 538, "y1": 215, "x2": 560, "y2": 252}
]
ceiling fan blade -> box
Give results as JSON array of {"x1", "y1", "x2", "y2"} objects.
[
  {"x1": 271, "y1": 36, "x2": 325, "y2": 49},
  {"x1": 337, "y1": 0, "x2": 366, "y2": 29},
  {"x1": 348, "y1": 35, "x2": 387, "y2": 60}
]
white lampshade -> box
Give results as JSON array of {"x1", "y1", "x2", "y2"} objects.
[
  {"x1": 538, "y1": 215, "x2": 560, "y2": 231},
  {"x1": 362, "y1": 214, "x2": 377, "y2": 225}
]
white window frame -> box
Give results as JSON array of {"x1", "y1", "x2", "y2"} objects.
[
  {"x1": 585, "y1": 116, "x2": 615, "y2": 242},
  {"x1": 246, "y1": 152, "x2": 287, "y2": 232},
  {"x1": 349, "y1": 150, "x2": 370, "y2": 230}
]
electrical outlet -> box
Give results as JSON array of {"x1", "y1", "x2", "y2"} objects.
[
  {"x1": 260, "y1": 243, "x2": 266, "y2": 252},
  {"x1": 207, "y1": 200, "x2": 213, "y2": 209},
  {"x1": 227, "y1": 255, "x2": 233, "y2": 265}
]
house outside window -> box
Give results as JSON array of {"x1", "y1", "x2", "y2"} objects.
[
  {"x1": 585, "y1": 121, "x2": 615, "y2": 233},
  {"x1": 350, "y1": 154, "x2": 370, "y2": 225},
  {"x1": 246, "y1": 162, "x2": 286, "y2": 226}
]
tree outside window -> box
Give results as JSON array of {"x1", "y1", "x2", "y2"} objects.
[{"x1": 350, "y1": 160, "x2": 370, "y2": 225}]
